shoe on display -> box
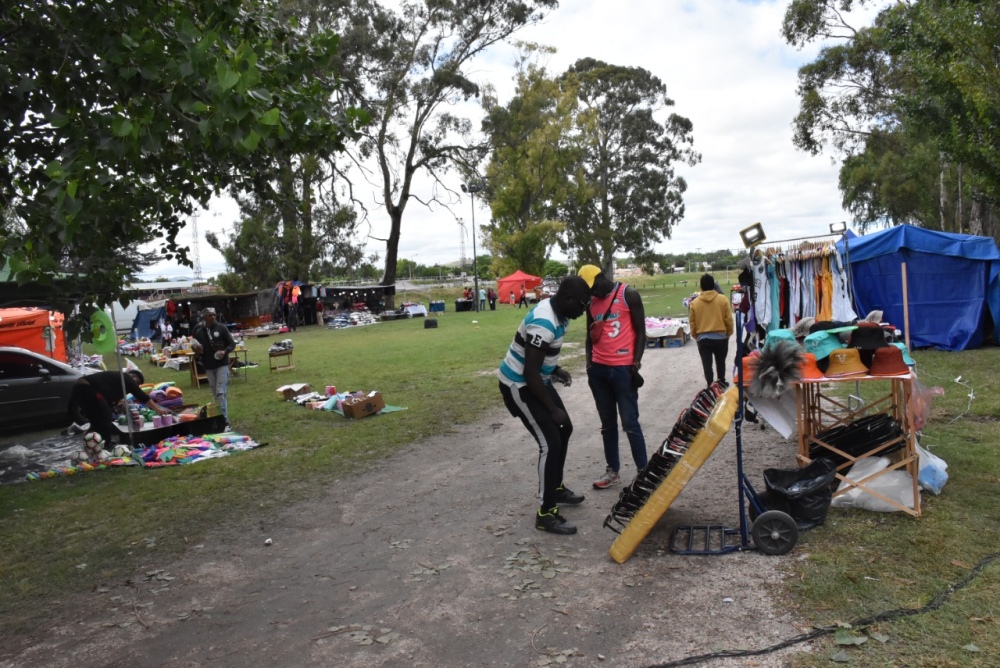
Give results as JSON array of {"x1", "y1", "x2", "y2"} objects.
[
  {"x1": 592, "y1": 467, "x2": 621, "y2": 489},
  {"x1": 554, "y1": 484, "x2": 584, "y2": 505},
  {"x1": 535, "y1": 508, "x2": 577, "y2": 535}
]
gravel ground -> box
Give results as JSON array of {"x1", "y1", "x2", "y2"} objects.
[{"x1": 0, "y1": 334, "x2": 817, "y2": 668}]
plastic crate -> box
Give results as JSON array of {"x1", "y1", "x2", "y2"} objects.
[{"x1": 664, "y1": 332, "x2": 689, "y2": 348}]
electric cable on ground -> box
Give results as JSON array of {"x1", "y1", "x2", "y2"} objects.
[{"x1": 644, "y1": 550, "x2": 1000, "y2": 668}]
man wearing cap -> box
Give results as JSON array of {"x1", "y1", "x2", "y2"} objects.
[
  {"x1": 190, "y1": 307, "x2": 237, "y2": 429},
  {"x1": 498, "y1": 276, "x2": 592, "y2": 535},
  {"x1": 577, "y1": 264, "x2": 649, "y2": 490}
]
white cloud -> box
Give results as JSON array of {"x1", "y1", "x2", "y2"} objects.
[{"x1": 140, "y1": 0, "x2": 861, "y2": 281}]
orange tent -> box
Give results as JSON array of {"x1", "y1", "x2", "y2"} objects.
[
  {"x1": 0, "y1": 308, "x2": 68, "y2": 362},
  {"x1": 496, "y1": 270, "x2": 542, "y2": 303}
]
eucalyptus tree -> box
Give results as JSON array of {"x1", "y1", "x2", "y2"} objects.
[
  {"x1": 560, "y1": 58, "x2": 700, "y2": 276},
  {"x1": 480, "y1": 46, "x2": 583, "y2": 278},
  {"x1": 285, "y1": 0, "x2": 559, "y2": 288}
]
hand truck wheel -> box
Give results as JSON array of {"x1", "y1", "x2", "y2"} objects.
[{"x1": 751, "y1": 510, "x2": 798, "y2": 555}]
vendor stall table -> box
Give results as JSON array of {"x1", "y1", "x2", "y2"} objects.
[
  {"x1": 429, "y1": 301, "x2": 445, "y2": 314},
  {"x1": 455, "y1": 299, "x2": 474, "y2": 312},
  {"x1": 794, "y1": 374, "x2": 920, "y2": 517},
  {"x1": 229, "y1": 346, "x2": 249, "y2": 381},
  {"x1": 269, "y1": 349, "x2": 294, "y2": 372}
]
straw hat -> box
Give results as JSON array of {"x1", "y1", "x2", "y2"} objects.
[
  {"x1": 868, "y1": 346, "x2": 911, "y2": 376},
  {"x1": 798, "y1": 352, "x2": 825, "y2": 380},
  {"x1": 825, "y1": 348, "x2": 869, "y2": 377}
]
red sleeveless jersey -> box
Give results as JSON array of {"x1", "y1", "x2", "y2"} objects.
[{"x1": 591, "y1": 283, "x2": 636, "y2": 366}]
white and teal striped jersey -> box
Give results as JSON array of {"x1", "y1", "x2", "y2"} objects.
[{"x1": 498, "y1": 299, "x2": 567, "y2": 389}]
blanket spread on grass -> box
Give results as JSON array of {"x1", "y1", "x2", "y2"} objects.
[{"x1": 26, "y1": 433, "x2": 262, "y2": 481}]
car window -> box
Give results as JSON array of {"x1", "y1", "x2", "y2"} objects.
[{"x1": 0, "y1": 352, "x2": 44, "y2": 379}]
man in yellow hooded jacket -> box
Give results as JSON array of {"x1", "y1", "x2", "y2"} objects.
[{"x1": 688, "y1": 273, "x2": 735, "y2": 388}]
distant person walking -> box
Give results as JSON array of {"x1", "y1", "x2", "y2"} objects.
[
  {"x1": 509, "y1": 291, "x2": 516, "y2": 308},
  {"x1": 689, "y1": 273, "x2": 735, "y2": 388},
  {"x1": 518, "y1": 286, "x2": 528, "y2": 309},
  {"x1": 190, "y1": 307, "x2": 237, "y2": 430},
  {"x1": 479, "y1": 287, "x2": 486, "y2": 311}
]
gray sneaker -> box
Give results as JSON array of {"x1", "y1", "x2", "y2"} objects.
[{"x1": 593, "y1": 467, "x2": 621, "y2": 489}]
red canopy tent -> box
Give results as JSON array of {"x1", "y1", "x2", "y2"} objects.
[{"x1": 496, "y1": 270, "x2": 542, "y2": 303}]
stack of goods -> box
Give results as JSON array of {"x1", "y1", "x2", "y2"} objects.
[
  {"x1": 604, "y1": 382, "x2": 728, "y2": 534},
  {"x1": 809, "y1": 414, "x2": 904, "y2": 467},
  {"x1": 329, "y1": 310, "x2": 378, "y2": 329},
  {"x1": 268, "y1": 339, "x2": 294, "y2": 354},
  {"x1": 145, "y1": 383, "x2": 185, "y2": 411}
]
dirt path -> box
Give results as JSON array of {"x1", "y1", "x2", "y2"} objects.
[{"x1": 1, "y1": 337, "x2": 812, "y2": 668}]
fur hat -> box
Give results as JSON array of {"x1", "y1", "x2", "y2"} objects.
[{"x1": 748, "y1": 339, "x2": 804, "y2": 399}]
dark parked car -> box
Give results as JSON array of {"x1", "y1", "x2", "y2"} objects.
[{"x1": 0, "y1": 346, "x2": 95, "y2": 431}]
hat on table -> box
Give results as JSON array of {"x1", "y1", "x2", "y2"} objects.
[
  {"x1": 803, "y1": 330, "x2": 841, "y2": 361},
  {"x1": 734, "y1": 350, "x2": 761, "y2": 386},
  {"x1": 848, "y1": 321, "x2": 889, "y2": 367},
  {"x1": 577, "y1": 265, "x2": 603, "y2": 288},
  {"x1": 798, "y1": 352, "x2": 825, "y2": 380},
  {"x1": 891, "y1": 342, "x2": 916, "y2": 366},
  {"x1": 868, "y1": 346, "x2": 911, "y2": 376},
  {"x1": 792, "y1": 317, "x2": 816, "y2": 339},
  {"x1": 764, "y1": 329, "x2": 800, "y2": 351},
  {"x1": 826, "y1": 348, "x2": 869, "y2": 377}
]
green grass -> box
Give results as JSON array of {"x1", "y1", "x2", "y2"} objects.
[
  {"x1": 3, "y1": 278, "x2": 998, "y2": 668},
  {"x1": 786, "y1": 347, "x2": 1000, "y2": 667}
]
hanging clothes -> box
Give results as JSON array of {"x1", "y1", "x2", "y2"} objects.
[{"x1": 751, "y1": 252, "x2": 771, "y2": 328}]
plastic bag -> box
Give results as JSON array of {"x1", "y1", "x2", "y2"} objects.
[
  {"x1": 917, "y1": 444, "x2": 949, "y2": 495},
  {"x1": 830, "y1": 457, "x2": 917, "y2": 512},
  {"x1": 909, "y1": 378, "x2": 944, "y2": 431},
  {"x1": 763, "y1": 458, "x2": 838, "y2": 529}
]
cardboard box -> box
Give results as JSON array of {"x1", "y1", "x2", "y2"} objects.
[
  {"x1": 276, "y1": 383, "x2": 313, "y2": 401},
  {"x1": 342, "y1": 391, "x2": 385, "y2": 419}
]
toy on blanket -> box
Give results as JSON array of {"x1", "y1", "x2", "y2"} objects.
[{"x1": 71, "y1": 431, "x2": 112, "y2": 465}]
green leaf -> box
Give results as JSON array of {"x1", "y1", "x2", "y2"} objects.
[
  {"x1": 66, "y1": 181, "x2": 78, "y2": 199},
  {"x1": 241, "y1": 129, "x2": 261, "y2": 151},
  {"x1": 44, "y1": 161, "x2": 64, "y2": 180},
  {"x1": 830, "y1": 650, "x2": 851, "y2": 663},
  {"x1": 216, "y1": 62, "x2": 240, "y2": 91},
  {"x1": 868, "y1": 632, "x2": 889, "y2": 643},
  {"x1": 835, "y1": 628, "x2": 868, "y2": 646},
  {"x1": 259, "y1": 108, "x2": 280, "y2": 126},
  {"x1": 112, "y1": 117, "x2": 134, "y2": 137}
]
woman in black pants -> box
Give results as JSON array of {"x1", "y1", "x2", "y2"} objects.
[{"x1": 688, "y1": 274, "x2": 735, "y2": 387}]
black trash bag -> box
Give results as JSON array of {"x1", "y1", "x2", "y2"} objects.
[{"x1": 762, "y1": 458, "x2": 838, "y2": 530}]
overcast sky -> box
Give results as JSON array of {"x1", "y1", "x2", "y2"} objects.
[{"x1": 139, "y1": 0, "x2": 867, "y2": 281}]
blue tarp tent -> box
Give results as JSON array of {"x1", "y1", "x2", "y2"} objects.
[
  {"x1": 838, "y1": 225, "x2": 1000, "y2": 350},
  {"x1": 130, "y1": 305, "x2": 166, "y2": 341}
]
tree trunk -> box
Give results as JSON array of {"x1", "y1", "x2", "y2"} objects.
[
  {"x1": 939, "y1": 154, "x2": 948, "y2": 231},
  {"x1": 969, "y1": 194, "x2": 984, "y2": 237}
]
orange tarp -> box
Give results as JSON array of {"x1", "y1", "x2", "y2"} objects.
[{"x1": 0, "y1": 308, "x2": 68, "y2": 362}]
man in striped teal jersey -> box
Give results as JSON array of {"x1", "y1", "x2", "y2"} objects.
[{"x1": 498, "y1": 275, "x2": 592, "y2": 535}]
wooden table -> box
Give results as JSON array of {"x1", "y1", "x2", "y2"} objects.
[
  {"x1": 229, "y1": 347, "x2": 249, "y2": 381},
  {"x1": 269, "y1": 349, "x2": 294, "y2": 372},
  {"x1": 794, "y1": 374, "x2": 920, "y2": 517}
]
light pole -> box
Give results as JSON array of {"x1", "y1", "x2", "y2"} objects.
[{"x1": 461, "y1": 183, "x2": 484, "y2": 312}]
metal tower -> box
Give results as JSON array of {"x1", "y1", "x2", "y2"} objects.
[{"x1": 191, "y1": 212, "x2": 203, "y2": 281}]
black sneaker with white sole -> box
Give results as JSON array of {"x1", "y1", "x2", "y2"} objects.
[{"x1": 535, "y1": 508, "x2": 577, "y2": 535}]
